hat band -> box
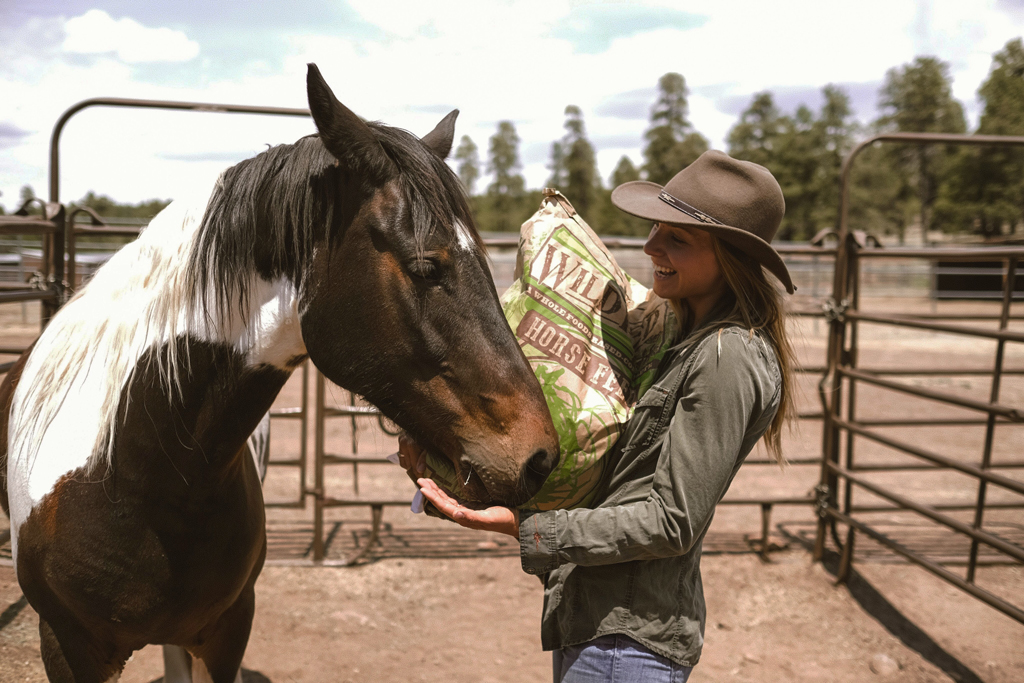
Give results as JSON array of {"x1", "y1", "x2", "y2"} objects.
[{"x1": 658, "y1": 190, "x2": 724, "y2": 226}]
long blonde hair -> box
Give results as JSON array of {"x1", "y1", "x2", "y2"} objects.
[{"x1": 668, "y1": 237, "x2": 795, "y2": 464}]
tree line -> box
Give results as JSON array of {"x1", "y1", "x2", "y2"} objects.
[
  {"x1": 7, "y1": 39, "x2": 1023, "y2": 243},
  {"x1": 462, "y1": 38, "x2": 1024, "y2": 242}
]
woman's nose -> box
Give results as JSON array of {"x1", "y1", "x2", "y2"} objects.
[{"x1": 643, "y1": 224, "x2": 663, "y2": 256}]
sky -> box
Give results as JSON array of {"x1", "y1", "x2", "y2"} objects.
[{"x1": 1, "y1": 0, "x2": 1024, "y2": 210}]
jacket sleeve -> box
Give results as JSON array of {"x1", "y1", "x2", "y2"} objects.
[{"x1": 518, "y1": 333, "x2": 774, "y2": 575}]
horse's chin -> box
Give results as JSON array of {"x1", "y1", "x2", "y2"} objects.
[{"x1": 434, "y1": 480, "x2": 490, "y2": 510}]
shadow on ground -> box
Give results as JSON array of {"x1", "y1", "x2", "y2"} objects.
[
  {"x1": 148, "y1": 670, "x2": 271, "y2": 683},
  {"x1": 781, "y1": 523, "x2": 984, "y2": 683}
]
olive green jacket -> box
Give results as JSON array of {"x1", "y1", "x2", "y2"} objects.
[{"x1": 518, "y1": 323, "x2": 782, "y2": 668}]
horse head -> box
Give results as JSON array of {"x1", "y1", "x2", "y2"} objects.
[{"x1": 299, "y1": 64, "x2": 558, "y2": 508}]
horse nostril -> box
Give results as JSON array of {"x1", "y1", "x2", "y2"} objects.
[{"x1": 521, "y1": 448, "x2": 558, "y2": 496}]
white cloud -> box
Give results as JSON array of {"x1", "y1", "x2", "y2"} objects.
[
  {"x1": 62, "y1": 9, "x2": 199, "y2": 64},
  {"x1": 3, "y1": 0, "x2": 1024, "y2": 209}
]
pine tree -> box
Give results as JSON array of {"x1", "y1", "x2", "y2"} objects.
[
  {"x1": 811, "y1": 85, "x2": 859, "y2": 234},
  {"x1": 560, "y1": 105, "x2": 599, "y2": 217},
  {"x1": 877, "y1": 56, "x2": 966, "y2": 241},
  {"x1": 486, "y1": 121, "x2": 526, "y2": 232},
  {"x1": 936, "y1": 38, "x2": 1024, "y2": 238},
  {"x1": 643, "y1": 73, "x2": 708, "y2": 184},
  {"x1": 454, "y1": 135, "x2": 480, "y2": 195},
  {"x1": 547, "y1": 141, "x2": 567, "y2": 189},
  {"x1": 727, "y1": 92, "x2": 782, "y2": 169},
  {"x1": 610, "y1": 156, "x2": 640, "y2": 186},
  {"x1": 727, "y1": 86, "x2": 859, "y2": 241},
  {"x1": 598, "y1": 156, "x2": 648, "y2": 236}
]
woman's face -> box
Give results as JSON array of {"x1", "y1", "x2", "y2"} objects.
[{"x1": 643, "y1": 222, "x2": 727, "y2": 313}]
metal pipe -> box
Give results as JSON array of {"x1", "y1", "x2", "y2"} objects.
[
  {"x1": 837, "y1": 245, "x2": 1024, "y2": 260},
  {"x1": 843, "y1": 248, "x2": 862, "y2": 522},
  {"x1": 299, "y1": 360, "x2": 309, "y2": 511},
  {"x1": 846, "y1": 310, "x2": 1024, "y2": 343},
  {"x1": 825, "y1": 461, "x2": 1024, "y2": 564},
  {"x1": 825, "y1": 506, "x2": 1024, "y2": 624},
  {"x1": 822, "y1": 132, "x2": 1024, "y2": 568},
  {"x1": 850, "y1": 460, "x2": 1024, "y2": 471},
  {"x1": 833, "y1": 417, "x2": 1024, "y2": 496},
  {"x1": 0, "y1": 219, "x2": 59, "y2": 235},
  {"x1": 967, "y1": 257, "x2": 1017, "y2": 582},
  {"x1": 0, "y1": 290, "x2": 57, "y2": 304},
  {"x1": 851, "y1": 368, "x2": 1024, "y2": 377},
  {"x1": 350, "y1": 390, "x2": 360, "y2": 495},
  {"x1": 852, "y1": 501, "x2": 1024, "y2": 512},
  {"x1": 759, "y1": 503, "x2": 773, "y2": 562},
  {"x1": 312, "y1": 371, "x2": 326, "y2": 562},
  {"x1": 837, "y1": 367, "x2": 1024, "y2": 421},
  {"x1": 49, "y1": 97, "x2": 312, "y2": 204},
  {"x1": 814, "y1": 230, "x2": 854, "y2": 561}
]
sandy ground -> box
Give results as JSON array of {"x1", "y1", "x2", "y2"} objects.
[
  {"x1": 1, "y1": 296, "x2": 1023, "y2": 682},
  {"x1": 2, "y1": 550, "x2": 1022, "y2": 682}
]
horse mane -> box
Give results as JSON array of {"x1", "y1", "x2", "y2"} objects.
[
  {"x1": 185, "y1": 122, "x2": 483, "y2": 328},
  {"x1": 14, "y1": 121, "x2": 483, "y2": 475}
]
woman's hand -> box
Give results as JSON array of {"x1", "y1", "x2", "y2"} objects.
[
  {"x1": 397, "y1": 432, "x2": 426, "y2": 478},
  {"x1": 416, "y1": 478, "x2": 520, "y2": 538}
]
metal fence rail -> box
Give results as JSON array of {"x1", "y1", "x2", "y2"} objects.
[
  {"x1": 814, "y1": 132, "x2": 1024, "y2": 626},
  {"x1": 6, "y1": 102, "x2": 1024, "y2": 607},
  {"x1": 306, "y1": 240, "x2": 833, "y2": 563},
  {"x1": 0, "y1": 198, "x2": 66, "y2": 330}
]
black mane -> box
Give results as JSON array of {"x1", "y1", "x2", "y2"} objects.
[{"x1": 186, "y1": 121, "x2": 481, "y2": 323}]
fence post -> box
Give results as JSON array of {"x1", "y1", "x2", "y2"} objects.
[
  {"x1": 312, "y1": 370, "x2": 326, "y2": 561},
  {"x1": 40, "y1": 202, "x2": 65, "y2": 327},
  {"x1": 966, "y1": 256, "x2": 1016, "y2": 582}
]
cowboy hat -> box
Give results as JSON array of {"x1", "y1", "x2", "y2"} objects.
[{"x1": 611, "y1": 150, "x2": 795, "y2": 294}]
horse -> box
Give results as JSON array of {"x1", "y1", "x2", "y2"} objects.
[{"x1": 0, "y1": 63, "x2": 559, "y2": 683}]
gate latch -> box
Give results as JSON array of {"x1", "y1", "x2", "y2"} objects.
[
  {"x1": 813, "y1": 484, "x2": 831, "y2": 519},
  {"x1": 821, "y1": 297, "x2": 849, "y2": 323}
]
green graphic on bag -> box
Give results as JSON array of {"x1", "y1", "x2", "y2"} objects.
[{"x1": 425, "y1": 190, "x2": 678, "y2": 510}]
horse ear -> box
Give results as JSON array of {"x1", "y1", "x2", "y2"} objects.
[
  {"x1": 421, "y1": 109, "x2": 459, "y2": 158},
  {"x1": 306, "y1": 63, "x2": 393, "y2": 178}
]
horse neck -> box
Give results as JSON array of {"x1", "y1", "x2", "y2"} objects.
[
  {"x1": 196, "y1": 276, "x2": 307, "y2": 370},
  {"x1": 110, "y1": 279, "x2": 306, "y2": 492}
]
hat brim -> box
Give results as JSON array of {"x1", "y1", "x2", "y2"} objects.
[{"x1": 611, "y1": 180, "x2": 796, "y2": 294}]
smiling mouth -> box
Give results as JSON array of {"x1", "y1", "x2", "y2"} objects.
[{"x1": 653, "y1": 265, "x2": 677, "y2": 278}]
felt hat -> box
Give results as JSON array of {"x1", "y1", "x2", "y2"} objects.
[{"x1": 611, "y1": 150, "x2": 795, "y2": 294}]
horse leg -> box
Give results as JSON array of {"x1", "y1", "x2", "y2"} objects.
[
  {"x1": 38, "y1": 614, "x2": 125, "y2": 683},
  {"x1": 190, "y1": 658, "x2": 243, "y2": 683},
  {"x1": 163, "y1": 645, "x2": 193, "y2": 683},
  {"x1": 189, "y1": 585, "x2": 256, "y2": 683}
]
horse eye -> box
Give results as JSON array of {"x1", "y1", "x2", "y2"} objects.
[{"x1": 408, "y1": 257, "x2": 441, "y2": 281}]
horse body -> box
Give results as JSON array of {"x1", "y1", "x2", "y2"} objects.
[
  {"x1": 5, "y1": 185, "x2": 299, "y2": 682},
  {"x1": 2, "y1": 64, "x2": 559, "y2": 683}
]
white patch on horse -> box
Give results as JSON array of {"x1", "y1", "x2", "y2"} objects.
[
  {"x1": 454, "y1": 219, "x2": 475, "y2": 252},
  {"x1": 6, "y1": 175, "x2": 305, "y2": 564}
]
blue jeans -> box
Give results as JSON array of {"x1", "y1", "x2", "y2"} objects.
[{"x1": 552, "y1": 634, "x2": 693, "y2": 683}]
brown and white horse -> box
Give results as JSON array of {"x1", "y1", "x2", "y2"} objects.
[{"x1": 0, "y1": 64, "x2": 558, "y2": 683}]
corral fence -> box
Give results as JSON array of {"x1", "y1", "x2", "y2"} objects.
[
  {"x1": 813, "y1": 132, "x2": 1024, "y2": 627},
  {"x1": 1, "y1": 105, "x2": 1022, "y2": 627}
]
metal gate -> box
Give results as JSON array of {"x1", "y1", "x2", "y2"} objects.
[
  {"x1": 3, "y1": 103, "x2": 1023, "y2": 609},
  {"x1": 38, "y1": 98, "x2": 313, "y2": 507},
  {"x1": 306, "y1": 238, "x2": 835, "y2": 563},
  {"x1": 814, "y1": 132, "x2": 1024, "y2": 625}
]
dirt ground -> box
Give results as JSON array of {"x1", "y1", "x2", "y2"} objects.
[{"x1": 1, "y1": 296, "x2": 1023, "y2": 682}]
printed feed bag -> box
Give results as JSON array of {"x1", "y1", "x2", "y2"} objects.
[{"x1": 423, "y1": 190, "x2": 678, "y2": 511}]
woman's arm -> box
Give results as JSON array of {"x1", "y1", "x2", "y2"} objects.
[
  {"x1": 414, "y1": 333, "x2": 778, "y2": 574},
  {"x1": 518, "y1": 333, "x2": 776, "y2": 574}
]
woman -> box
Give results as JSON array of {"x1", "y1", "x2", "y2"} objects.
[{"x1": 404, "y1": 150, "x2": 796, "y2": 682}]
